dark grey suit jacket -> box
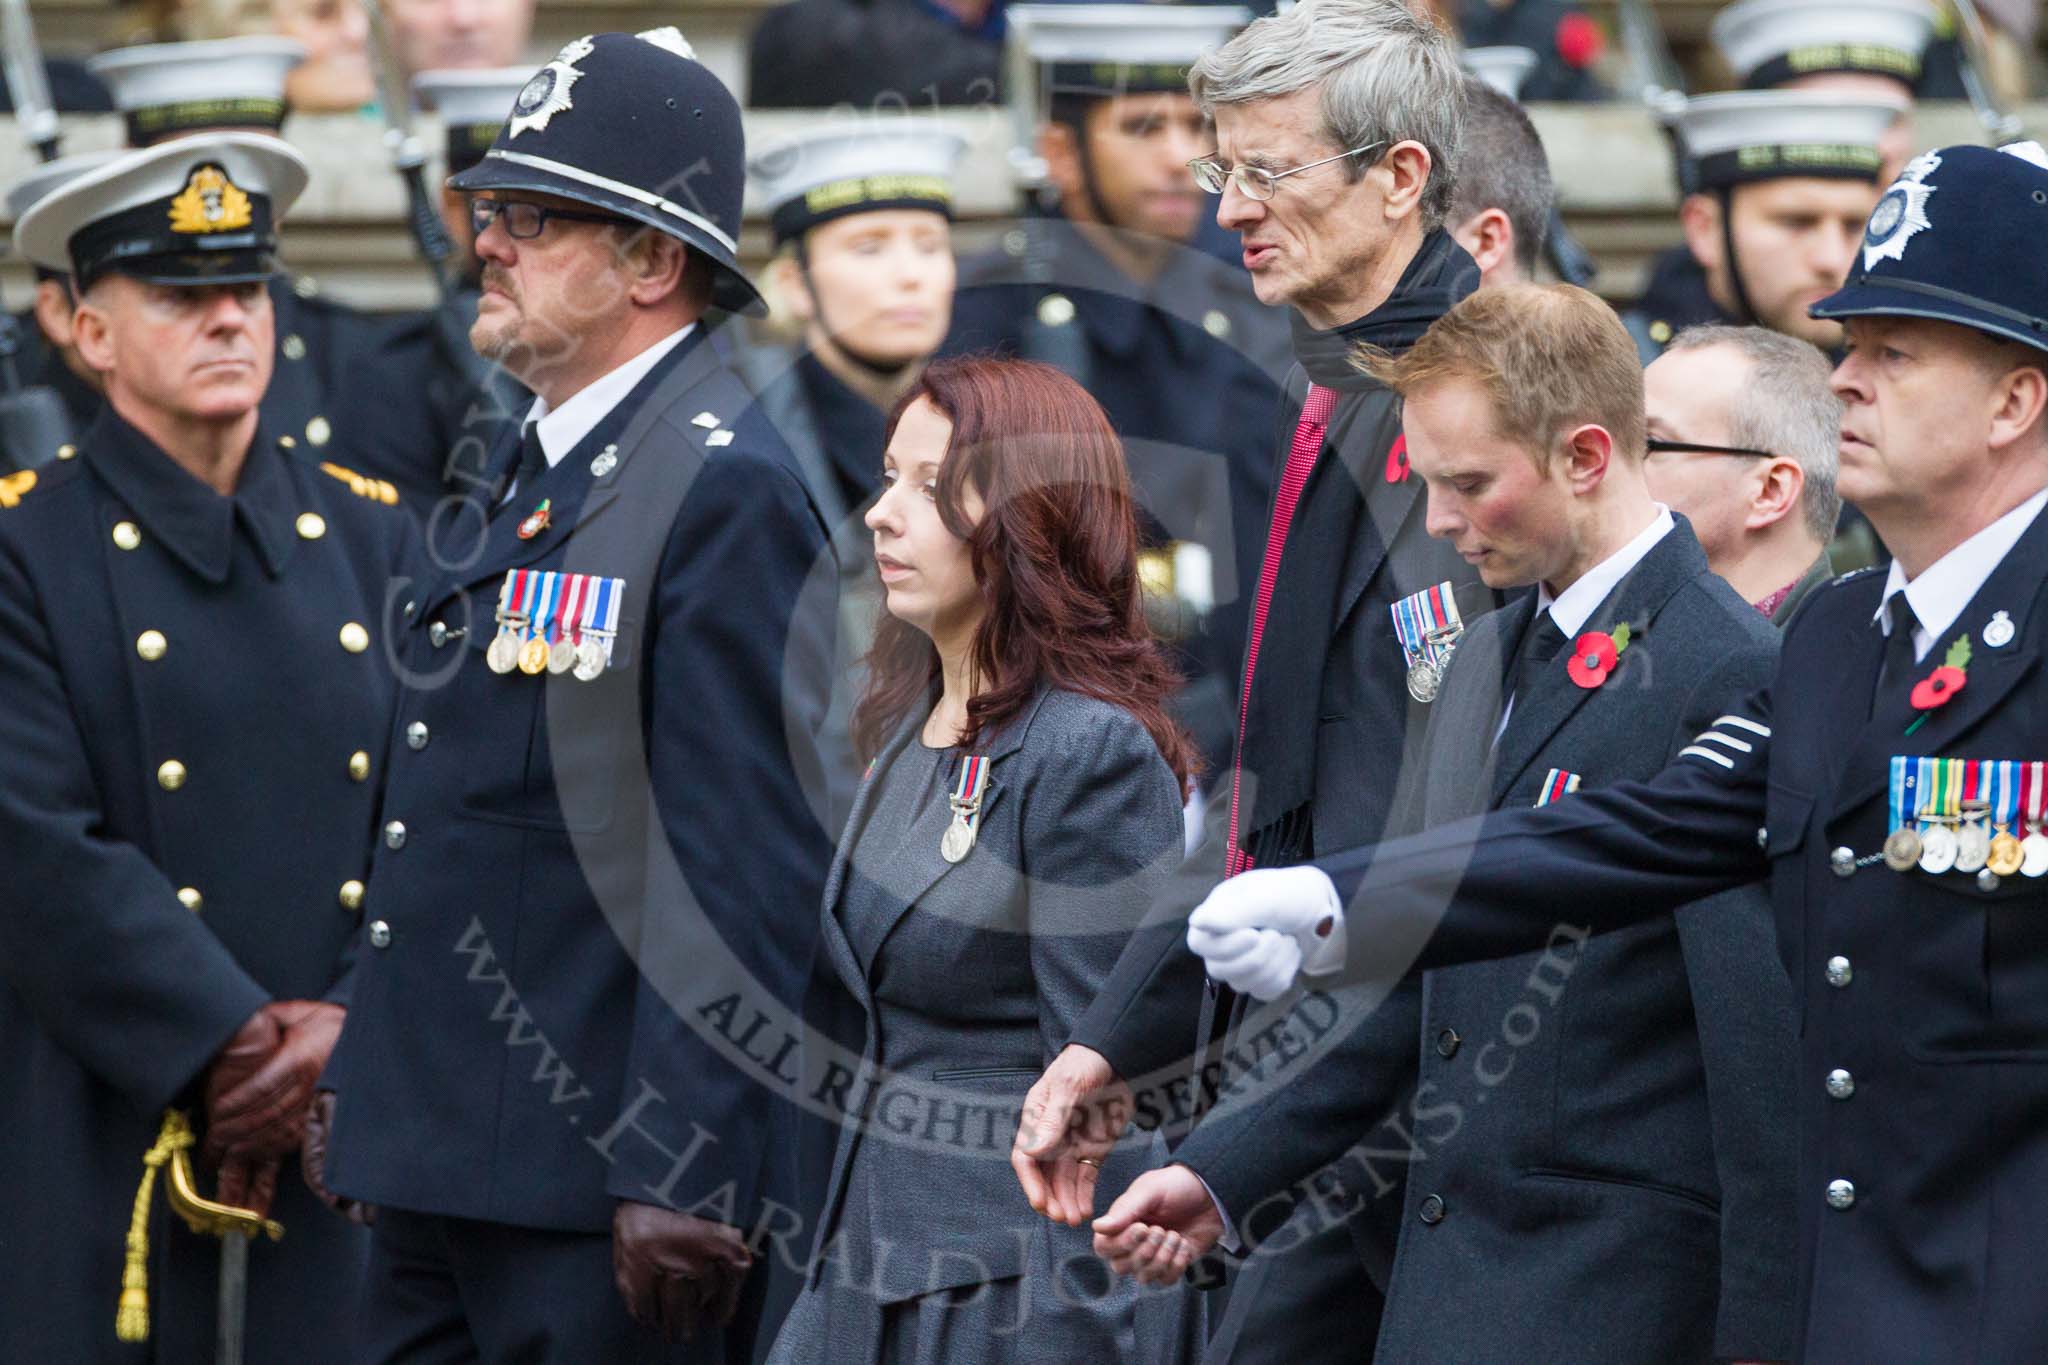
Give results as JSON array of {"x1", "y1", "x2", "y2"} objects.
[
  {"x1": 796, "y1": 687, "x2": 1196, "y2": 1353},
  {"x1": 1179, "y1": 519, "x2": 1800, "y2": 1363}
]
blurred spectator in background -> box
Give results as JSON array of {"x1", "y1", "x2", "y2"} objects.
[
  {"x1": 1446, "y1": 74, "x2": 1554, "y2": 288},
  {"x1": 747, "y1": 0, "x2": 1003, "y2": 109},
  {"x1": 270, "y1": 0, "x2": 375, "y2": 111},
  {"x1": 2, "y1": 153, "x2": 121, "y2": 458},
  {"x1": 1412, "y1": 0, "x2": 1608, "y2": 101},
  {"x1": 382, "y1": 0, "x2": 535, "y2": 81}
]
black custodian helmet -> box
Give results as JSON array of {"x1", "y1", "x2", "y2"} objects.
[{"x1": 449, "y1": 27, "x2": 765, "y2": 317}]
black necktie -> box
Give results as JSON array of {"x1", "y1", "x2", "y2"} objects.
[
  {"x1": 499, "y1": 424, "x2": 546, "y2": 511},
  {"x1": 1874, "y1": 593, "x2": 1920, "y2": 716},
  {"x1": 1511, "y1": 613, "x2": 1570, "y2": 704}
]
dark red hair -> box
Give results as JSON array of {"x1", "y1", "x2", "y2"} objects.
[{"x1": 851, "y1": 356, "x2": 1199, "y2": 788}]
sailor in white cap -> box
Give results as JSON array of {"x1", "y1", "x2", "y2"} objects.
[
  {"x1": 738, "y1": 120, "x2": 965, "y2": 823},
  {"x1": 414, "y1": 65, "x2": 539, "y2": 282},
  {"x1": 3, "y1": 150, "x2": 122, "y2": 451},
  {"x1": 1711, "y1": 0, "x2": 1937, "y2": 179},
  {"x1": 0, "y1": 132, "x2": 412, "y2": 1365},
  {"x1": 949, "y1": 3, "x2": 1286, "y2": 786},
  {"x1": 1621, "y1": 92, "x2": 1900, "y2": 362}
]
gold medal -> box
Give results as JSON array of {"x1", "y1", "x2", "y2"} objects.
[
  {"x1": 548, "y1": 639, "x2": 576, "y2": 674},
  {"x1": 518, "y1": 637, "x2": 549, "y2": 675},
  {"x1": 1989, "y1": 830, "x2": 2025, "y2": 877},
  {"x1": 573, "y1": 636, "x2": 608, "y2": 681},
  {"x1": 487, "y1": 631, "x2": 520, "y2": 674},
  {"x1": 1883, "y1": 827, "x2": 1924, "y2": 872}
]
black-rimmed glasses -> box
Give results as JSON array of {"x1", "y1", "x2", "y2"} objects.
[
  {"x1": 1646, "y1": 437, "x2": 1777, "y2": 460},
  {"x1": 470, "y1": 198, "x2": 628, "y2": 241}
]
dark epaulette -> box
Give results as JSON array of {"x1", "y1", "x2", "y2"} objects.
[{"x1": 315, "y1": 458, "x2": 402, "y2": 507}]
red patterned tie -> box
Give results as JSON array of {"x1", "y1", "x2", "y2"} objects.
[{"x1": 1224, "y1": 382, "x2": 1337, "y2": 876}]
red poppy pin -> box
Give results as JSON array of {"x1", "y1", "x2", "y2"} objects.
[
  {"x1": 1385, "y1": 433, "x2": 1410, "y2": 484},
  {"x1": 1566, "y1": 622, "x2": 1632, "y2": 689},
  {"x1": 1904, "y1": 636, "x2": 1970, "y2": 735}
]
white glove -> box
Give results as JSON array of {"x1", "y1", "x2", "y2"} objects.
[{"x1": 1186, "y1": 866, "x2": 1346, "y2": 1001}]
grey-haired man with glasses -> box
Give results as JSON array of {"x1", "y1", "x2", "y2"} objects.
[
  {"x1": 1010, "y1": 1, "x2": 1494, "y2": 1359},
  {"x1": 1644, "y1": 324, "x2": 1840, "y2": 625}
]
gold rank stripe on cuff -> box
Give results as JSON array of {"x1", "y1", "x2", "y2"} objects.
[
  {"x1": 1679, "y1": 714, "x2": 1772, "y2": 770},
  {"x1": 316, "y1": 461, "x2": 401, "y2": 506}
]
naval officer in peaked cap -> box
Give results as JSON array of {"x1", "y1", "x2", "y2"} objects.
[
  {"x1": 0, "y1": 131, "x2": 414, "y2": 1365},
  {"x1": 310, "y1": 27, "x2": 845, "y2": 1363},
  {"x1": 1168, "y1": 139, "x2": 2048, "y2": 1365},
  {"x1": 87, "y1": 36, "x2": 397, "y2": 480}
]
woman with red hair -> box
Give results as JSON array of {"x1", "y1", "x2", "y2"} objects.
[{"x1": 768, "y1": 357, "x2": 1203, "y2": 1362}]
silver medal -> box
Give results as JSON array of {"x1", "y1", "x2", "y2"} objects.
[
  {"x1": 548, "y1": 640, "x2": 576, "y2": 674},
  {"x1": 2023, "y1": 832, "x2": 2048, "y2": 879},
  {"x1": 1406, "y1": 659, "x2": 1441, "y2": 704},
  {"x1": 941, "y1": 816, "x2": 975, "y2": 863},
  {"x1": 1955, "y1": 822, "x2": 1992, "y2": 874},
  {"x1": 487, "y1": 631, "x2": 520, "y2": 674},
  {"x1": 573, "y1": 636, "x2": 608, "y2": 681},
  {"x1": 1919, "y1": 824, "x2": 1959, "y2": 875}
]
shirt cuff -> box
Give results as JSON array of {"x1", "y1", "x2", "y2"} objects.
[{"x1": 1187, "y1": 1164, "x2": 1243, "y2": 1254}]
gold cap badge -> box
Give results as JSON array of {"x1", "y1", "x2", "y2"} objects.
[{"x1": 167, "y1": 165, "x2": 253, "y2": 235}]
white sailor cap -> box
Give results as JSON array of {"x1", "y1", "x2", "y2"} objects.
[
  {"x1": 1711, "y1": 0, "x2": 1936, "y2": 91},
  {"x1": 749, "y1": 123, "x2": 968, "y2": 247},
  {"x1": 1462, "y1": 47, "x2": 1538, "y2": 101},
  {"x1": 5, "y1": 150, "x2": 124, "y2": 225},
  {"x1": 413, "y1": 67, "x2": 535, "y2": 175},
  {"x1": 14, "y1": 133, "x2": 309, "y2": 289},
  {"x1": 1673, "y1": 91, "x2": 1902, "y2": 190},
  {"x1": 1009, "y1": 4, "x2": 1249, "y2": 102},
  {"x1": 87, "y1": 37, "x2": 307, "y2": 146}
]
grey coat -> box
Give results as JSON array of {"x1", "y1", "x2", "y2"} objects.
[{"x1": 784, "y1": 686, "x2": 1198, "y2": 1359}]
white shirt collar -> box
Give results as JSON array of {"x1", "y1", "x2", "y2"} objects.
[
  {"x1": 1536, "y1": 504, "x2": 1676, "y2": 638},
  {"x1": 1875, "y1": 486, "x2": 2048, "y2": 662},
  {"x1": 521, "y1": 323, "x2": 695, "y2": 467}
]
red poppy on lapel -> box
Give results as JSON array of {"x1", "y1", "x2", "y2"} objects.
[
  {"x1": 1566, "y1": 622, "x2": 1633, "y2": 690},
  {"x1": 1385, "y1": 434, "x2": 1409, "y2": 484}
]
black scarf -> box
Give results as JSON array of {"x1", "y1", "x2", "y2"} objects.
[{"x1": 1289, "y1": 229, "x2": 1481, "y2": 390}]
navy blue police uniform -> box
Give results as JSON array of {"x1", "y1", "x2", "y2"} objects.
[
  {"x1": 0, "y1": 134, "x2": 414, "y2": 1364},
  {"x1": 315, "y1": 32, "x2": 843, "y2": 1363},
  {"x1": 1299, "y1": 144, "x2": 2048, "y2": 1363}
]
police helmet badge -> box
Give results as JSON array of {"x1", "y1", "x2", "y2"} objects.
[
  {"x1": 167, "y1": 164, "x2": 253, "y2": 234},
  {"x1": 508, "y1": 36, "x2": 595, "y2": 138},
  {"x1": 1863, "y1": 150, "x2": 1940, "y2": 273}
]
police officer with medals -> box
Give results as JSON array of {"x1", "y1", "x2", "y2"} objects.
[
  {"x1": 1622, "y1": 91, "x2": 1899, "y2": 365},
  {"x1": 340, "y1": 66, "x2": 534, "y2": 520},
  {"x1": 1174, "y1": 140, "x2": 2048, "y2": 1364},
  {"x1": 742, "y1": 121, "x2": 965, "y2": 824},
  {"x1": 1624, "y1": 0, "x2": 1937, "y2": 363},
  {"x1": 947, "y1": 3, "x2": 1288, "y2": 786},
  {"x1": 2, "y1": 152, "x2": 120, "y2": 468},
  {"x1": 88, "y1": 37, "x2": 395, "y2": 477},
  {"x1": 0, "y1": 132, "x2": 412, "y2": 1364},
  {"x1": 309, "y1": 29, "x2": 841, "y2": 1361}
]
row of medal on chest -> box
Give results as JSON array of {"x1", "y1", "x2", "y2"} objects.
[
  {"x1": 483, "y1": 567, "x2": 623, "y2": 681},
  {"x1": 1883, "y1": 757, "x2": 2048, "y2": 877}
]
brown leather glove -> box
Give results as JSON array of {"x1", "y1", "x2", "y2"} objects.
[
  {"x1": 301, "y1": 1090, "x2": 376, "y2": 1225},
  {"x1": 611, "y1": 1201, "x2": 754, "y2": 1343},
  {"x1": 204, "y1": 1001, "x2": 346, "y2": 1164},
  {"x1": 215, "y1": 1154, "x2": 280, "y2": 1218}
]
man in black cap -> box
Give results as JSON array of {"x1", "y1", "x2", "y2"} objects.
[
  {"x1": 311, "y1": 28, "x2": 840, "y2": 1363},
  {"x1": 0, "y1": 131, "x2": 412, "y2": 1365},
  {"x1": 1165, "y1": 138, "x2": 2048, "y2": 1365},
  {"x1": 948, "y1": 3, "x2": 1289, "y2": 789}
]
